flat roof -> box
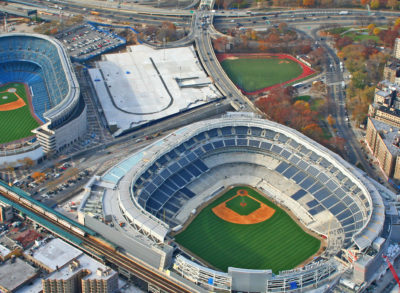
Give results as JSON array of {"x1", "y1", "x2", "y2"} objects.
[
  {"x1": 31, "y1": 238, "x2": 82, "y2": 271},
  {"x1": 46, "y1": 254, "x2": 117, "y2": 281},
  {"x1": 15, "y1": 277, "x2": 43, "y2": 293},
  {"x1": 0, "y1": 243, "x2": 10, "y2": 258},
  {"x1": 0, "y1": 258, "x2": 37, "y2": 292},
  {"x1": 370, "y1": 118, "x2": 400, "y2": 156},
  {"x1": 88, "y1": 44, "x2": 221, "y2": 132}
]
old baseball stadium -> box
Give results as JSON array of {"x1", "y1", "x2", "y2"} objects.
[{"x1": 0, "y1": 33, "x2": 86, "y2": 166}]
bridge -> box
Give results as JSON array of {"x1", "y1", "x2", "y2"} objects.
[{"x1": 199, "y1": 0, "x2": 214, "y2": 10}]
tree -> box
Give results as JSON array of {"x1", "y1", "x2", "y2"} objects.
[
  {"x1": 361, "y1": 0, "x2": 370, "y2": 5},
  {"x1": 320, "y1": 0, "x2": 334, "y2": 7},
  {"x1": 327, "y1": 114, "x2": 336, "y2": 126},
  {"x1": 302, "y1": 0, "x2": 315, "y2": 6},
  {"x1": 352, "y1": 71, "x2": 368, "y2": 89},
  {"x1": 387, "y1": 0, "x2": 398, "y2": 9},
  {"x1": 395, "y1": 18, "x2": 400, "y2": 26},
  {"x1": 278, "y1": 22, "x2": 288, "y2": 33},
  {"x1": 370, "y1": 0, "x2": 380, "y2": 8},
  {"x1": 213, "y1": 37, "x2": 228, "y2": 51},
  {"x1": 335, "y1": 36, "x2": 353, "y2": 49},
  {"x1": 32, "y1": 172, "x2": 45, "y2": 183},
  {"x1": 367, "y1": 23, "x2": 376, "y2": 33},
  {"x1": 5, "y1": 163, "x2": 15, "y2": 183},
  {"x1": 373, "y1": 27, "x2": 381, "y2": 35},
  {"x1": 301, "y1": 123, "x2": 324, "y2": 141}
]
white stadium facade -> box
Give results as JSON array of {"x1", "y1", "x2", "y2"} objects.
[{"x1": 80, "y1": 112, "x2": 394, "y2": 293}]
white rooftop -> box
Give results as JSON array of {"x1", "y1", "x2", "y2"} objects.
[
  {"x1": 15, "y1": 277, "x2": 43, "y2": 293},
  {"x1": 31, "y1": 238, "x2": 82, "y2": 271},
  {"x1": 0, "y1": 243, "x2": 10, "y2": 258},
  {"x1": 0, "y1": 258, "x2": 37, "y2": 292},
  {"x1": 88, "y1": 44, "x2": 221, "y2": 132},
  {"x1": 46, "y1": 254, "x2": 117, "y2": 281}
]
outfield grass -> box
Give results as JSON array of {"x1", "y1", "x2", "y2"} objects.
[
  {"x1": 0, "y1": 83, "x2": 40, "y2": 144},
  {"x1": 175, "y1": 186, "x2": 321, "y2": 273},
  {"x1": 221, "y1": 58, "x2": 303, "y2": 92}
]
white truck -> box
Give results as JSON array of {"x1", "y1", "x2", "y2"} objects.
[{"x1": 339, "y1": 11, "x2": 349, "y2": 15}]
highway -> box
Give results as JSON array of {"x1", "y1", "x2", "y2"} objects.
[
  {"x1": 8, "y1": 0, "x2": 397, "y2": 187},
  {"x1": 3, "y1": 1, "x2": 400, "y2": 290},
  {"x1": 193, "y1": 10, "x2": 265, "y2": 113}
]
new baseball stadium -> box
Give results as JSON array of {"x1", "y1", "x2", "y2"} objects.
[
  {"x1": 79, "y1": 112, "x2": 391, "y2": 292},
  {"x1": 0, "y1": 33, "x2": 86, "y2": 166}
]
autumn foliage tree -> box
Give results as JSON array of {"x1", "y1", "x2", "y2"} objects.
[
  {"x1": 256, "y1": 87, "x2": 322, "y2": 139},
  {"x1": 32, "y1": 172, "x2": 45, "y2": 183},
  {"x1": 370, "y1": 0, "x2": 380, "y2": 8},
  {"x1": 367, "y1": 23, "x2": 375, "y2": 34},
  {"x1": 387, "y1": 0, "x2": 398, "y2": 9},
  {"x1": 302, "y1": 0, "x2": 315, "y2": 6},
  {"x1": 327, "y1": 114, "x2": 336, "y2": 126}
]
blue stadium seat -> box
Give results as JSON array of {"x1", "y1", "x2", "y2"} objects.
[
  {"x1": 194, "y1": 160, "x2": 208, "y2": 172},
  {"x1": 181, "y1": 187, "x2": 195, "y2": 198}
]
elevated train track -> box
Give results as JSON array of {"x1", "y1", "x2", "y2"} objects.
[{"x1": 0, "y1": 181, "x2": 195, "y2": 293}]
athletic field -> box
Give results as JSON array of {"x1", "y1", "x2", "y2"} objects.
[
  {"x1": 175, "y1": 186, "x2": 321, "y2": 273},
  {"x1": 221, "y1": 58, "x2": 302, "y2": 93},
  {"x1": 0, "y1": 83, "x2": 40, "y2": 144}
]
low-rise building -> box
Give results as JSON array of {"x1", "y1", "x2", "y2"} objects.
[
  {"x1": 0, "y1": 202, "x2": 13, "y2": 222},
  {"x1": 42, "y1": 254, "x2": 118, "y2": 293},
  {"x1": 0, "y1": 257, "x2": 38, "y2": 293},
  {"x1": 25, "y1": 238, "x2": 118, "y2": 293},
  {"x1": 383, "y1": 58, "x2": 400, "y2": 84},
  {"x1": 25, "y1": 238, "x2": 82, "y2": 273}
]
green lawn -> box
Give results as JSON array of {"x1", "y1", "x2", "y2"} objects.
[
  {"x1": 294, "y1": 95, "x2": 311, "y2": 102},
  {"x1": 327, "y1": 27, "x2": 350, "y2": 35},
  {"x1": 343, "y1": 31, "x2": 380, "y2": 42},
  {"x1": 0, "y1": 83, "x2": 40, "y2": 144},
  {"x1": 221, "y1": 58, "x2": 303, "y2": 92},
  {"x1": 175, "y1": 186, "x2": 321, "y2": 273}
]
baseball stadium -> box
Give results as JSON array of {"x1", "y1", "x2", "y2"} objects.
[
  {"x1": 0, "y1": 33, "x2": 86, "y2": 165},
  {"x1": 80, "y1": 112, "x2": 389, "y2": 292}
]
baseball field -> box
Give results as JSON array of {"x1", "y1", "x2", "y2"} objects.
[
  {"x1": 217, "y1": 53, "x2": 315, "y2": 95},
  {"x1": 175, "y1": 186, "x2": 321, "y2": 273},
  {"x1": 0, "y1": 83, "x2": 41, "y2": 144}
]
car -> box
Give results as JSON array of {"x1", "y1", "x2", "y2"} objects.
[{"x1": 262, "y1": 16, "x2": 267, "y2": 20}]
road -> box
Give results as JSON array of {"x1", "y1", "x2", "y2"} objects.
[
  {"x1": 6, "y1": 0, "x2": 396, "y2": 186},
  {"x1": 3, "y1": 2, "x2": 400, "y2": 290}
]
